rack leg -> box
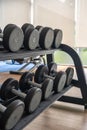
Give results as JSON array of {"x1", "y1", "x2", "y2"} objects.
[
  {"x1": 46, "y1": 54, "x2": 54, "y2": 65},
  {"x1": 59, "y1": 44, "x2": 87, "y2": 108}
]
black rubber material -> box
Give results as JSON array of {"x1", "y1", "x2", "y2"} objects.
[
  {"x1": 53, "y1": 71, "x2": 66, "y2": 93},
  {"x1": 0, "y1": 100, "x2": 25, "y2": 130},
  {"x1": 0, "y1": 78, "x2": 19, "y2": 100},
  {"x1": 65, "y1": 67, "x2": 74, "y2": 86},
  {"x1": 24, "y1": 28, "x2": 39, "y2": 50},
  {"x1": 39, "y1": 27, "x2": 54, "y2": 49},
  {"x1": 3, "y1": 24, "x2": 16, "y2": 50},
  {"x1": 41, "y1": 79, "x2": 53, "y2": 100},
  {"x1": 52, "y1": 29, "x2": 63, "y2": 48},
  {"x1": 0, "y1": 28, "x2": 2, "y2": 33},
  {"x1": 34, "y1": 65, "x2": 49, "y2": 83},
  {"x1": 3, "y1": 25, "x2": 24, "y2": 52},
  {"x1": 24, "y1": 87, "x2": 42, "y2": 113},
  {"x1": 48, "y1": 62, "x2": 57, "y2": 76},
  {"x1": 3, "y1": 24, "x2": 17, "y2": 34},
  {"x1": 35, "y1": 26, "x2": 43, "y2": 47},
  {"x1": 19, "y1": 72, "x2": 33, "y2": 92},
  {"x1": 22, "y1": 23, "x2": 34, "y2": 34},
  {"x1": 35, "y1": 26, "x2": 43, "y2": 33}
]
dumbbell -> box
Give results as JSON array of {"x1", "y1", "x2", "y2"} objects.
[
  {"x1": 21, "y1": 23, "x2": 34, "y2": 35},
  {"x1": 0, "y1": 100, "x2": 24, "y2": 130},
  {"x1": 0, "y1": 78, "x2": 42, "y2": 113},
  {"x1": 48, "y1": 62, "x2": 74, "y2": 86},
  {"x1": 35, "y1": 26, "x2": 62, "y2": 49},
  {"x1": 0, "y1": 28, "x2": 2, "y2": 33},
  {"x1": 19, "y1": 72, "x2": 53, "y2": 100},
  {"x1": 35, "y1": 25, "x2": 44, "y2": 34},
  {"x1": 21, "y1": 23, "x2": 39, "y2": 50},
  {"x1": 0, "y1": 28, "x2": 2, "y2": 45},
  {"x1": 34, "y1": 65, "x2": 67, "y2": 93},
  {"x1": 37, "y1": 26, "x2": 54, "y2": 50},
  {"x1": 52, "y1": 29, "x2": 63, "y2": 48},
  {"x1": 0, "y1": 24, "x2": 24, "y2": 52},
  {"x1": 35, "y1": 25, "x2": 44, "y2": 48}
]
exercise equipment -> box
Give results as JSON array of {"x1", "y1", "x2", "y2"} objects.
[
  {"x1": 35, "y1": 25, "x2": 44, "y2": 47},
  {"x1": 52, "y1": 29, "x2": 63, "y2": 48},
  {"x1": 22, "y1": 23, "x2": 34, "y2": 34},
  {"x1": 0, "y1": 28, "x2": 2, "y2": 33},
  {"x1": 48, "y1": 62, "x2": 74, "y2": 86},
  {"x1": 39, "y1": 27, "x2": 54, "y2": 49},
  {"x1": 0, "y1": 100, "x2": 24, "y2": 130},
  {"x1": 34, "y1": 65, "x2": 67, "y2": 93},
  {"x1": 0, "y1": 78, "x2": 42, "y2": 113},
  {"x1": 19, "y1": 72, "x2": 53, "y2": 100},
  {"x1": 23, "y1": 28, "x2": 39, "y2": 50},
  {"x1": 35, "y1": 25, "x2": 43, "y2": 34},
  {"x1": 0, "y1": 24, "x2": 24, "y2": 52}
]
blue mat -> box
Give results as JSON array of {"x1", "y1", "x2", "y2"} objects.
[{"x1": 0, "y1": 61, "x2": 34, "y2": 72}]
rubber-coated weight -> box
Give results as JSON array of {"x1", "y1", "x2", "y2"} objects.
[
  {"x1": 3, "y1": 24, "x2": 17, "y2": 34},
  {"x1": 52, "y1": 29, "x2": 63, "y2": 48},
  {"x1": 22, "y1": 23, "x2": 34, "y2": 34},
  {"x1": 39, "y1": 27, "x2": 54, "y2": 49},
  {"x1": 65, "y1": 67, "x2": 74, "y2": 86},
  {"x1": 0, "y1": 78, "x2": 18, "y2": 100},
  {"x1": 41, "y1": 79, "x2": 53, "y2": 99},
  {"x1": 53, "y1": 71, "x2": 66, "y2": 93},
  {"x1": 34, "y1": 65, "x2": 48, "y2": 83},
  {"x1": 0, "y1": 100, "x2": 24, "y2": 130},
  {"x1": 19, "y1": 72, "x2": 33, "y2": 92},
  {"x1": 35, "y1": 25, "x2": 43, "y2": 34},
  {"x1": 24, "y1": 28, "x2": 39, "y2": 50},
  {"x1": 3, "y1": 25, "x2": 24, "y2": 52},
  {"x1": 0, "y1": 28, "x2": 2, "y2": 33},
  {"x1": 0, "y1": 78, "x2": 42, "y2": 114},
  {"x1": 19, "y1": 72, "x2": 53, "y2": 100},
  {"x1": 24, "y1": 87, "x2": 41, "y2": 113},
  {"x1": 34, "y1": 65, "x2": 66, "y2": 93},
  {"x1": 48, "y1": 62, "x2": 57, "y2": 76}
]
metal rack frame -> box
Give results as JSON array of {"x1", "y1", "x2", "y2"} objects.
[
  {"x1": 0, "y1": 43, "x2": 87, "y2": 130},
  {"x1": 47, "y1": 44, "x2": 87, "y2": 108}
]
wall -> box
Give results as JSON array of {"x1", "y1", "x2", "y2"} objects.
[
  {"x1": 34, "y1": 0, "x2": 75, "y2": 47},
  {"x1": 75, "y1": 0, "x2": 87, "y2": 47},
  {"x1": 0, "y1": 0, "x2": 31, "y2": 29}
]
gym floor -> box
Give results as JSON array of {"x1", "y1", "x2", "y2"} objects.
[{"x1": 0, "y1": 66, "x2": 87, "y2": 130}]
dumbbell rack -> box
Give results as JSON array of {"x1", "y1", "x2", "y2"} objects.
[{"x1": 0, "y1": 43, "x2": 87, "y2": 130}]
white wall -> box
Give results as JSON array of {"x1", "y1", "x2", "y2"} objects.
[
  {"x1": 0, "y1": 1, "x2": 3, "y2": 28},
  {"x1": 34, "y1": 0, "x2": 75, "y2": 47},
  {"x1": 0, "y1": 0, "x2": 31, "y2": 29},
  {"x1": 75, "y1": 0, "x2": 87, "y2": 47}
]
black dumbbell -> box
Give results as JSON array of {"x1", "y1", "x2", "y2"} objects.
[
  {"x1": 0, "y1": 100, "x2": 24, "y2": 130},
  {"x1": 35, "y1": 25, "x2": 44, "y2": 48},
  {"x1": 0, "y1": 28, "x2": 2, "y2": 45},
  {"x1": 21, "y1": 23, "x2": 34, "y2": 35},
  {"x1": 19, "y1": 72, "x2": 53, "y2": 100},
  {"x1": 0, "y1": 28, "x2": 2, "y2": 33},
  {"x1": 0, "y1": 78, "x2": 42, "y2": 113},
  {"x1": 48, "y1": 62, "x2": 74, "y2": 86},
  {"x1": 52, "y1": 29, "x2": 63, "y2": 48},
  {"x1": 21, "y1": 23, "x2": 39, "y2": 50},
  {"x1": 34, "y1": 65, "x2": 67, "y2": 93},
  {"x1": 0, "y1": 24, "x2": 24, "y2": 52},
  {"x1": 38, "y1": 27, "x2": 54, "y2": 50},
  {"x1": 35, "y1": 25, "x2": 44, "y2": 34}
]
